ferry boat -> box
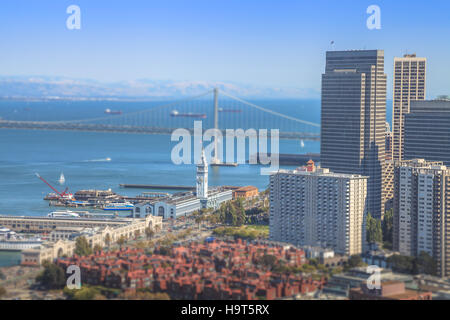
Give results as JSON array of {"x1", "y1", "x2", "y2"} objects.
[
  {"x1": 170, "y1": 110, "x2": 207, "y2": 119},
  {"x1": 44, "y1": 192, "x2": 61, "y2": 200},
  {"x1": 47, "y1": 210, "x2": 80, "y2": 218},
  {"x1": 103, "y1": 202, "x2": 134, "y2": 211}
]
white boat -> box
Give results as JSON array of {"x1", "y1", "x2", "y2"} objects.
[
  {"x1": 47, "y1": 210, "x2": 80, "y2": 218},
  {"x1": 59, "y1": 173, "x2": 65, "y2": 185},
  {"x1": 103, "y1": 202, "x2": 134, "y2": 211}
]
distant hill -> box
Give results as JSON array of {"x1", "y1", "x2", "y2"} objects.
[{"x1": 0, "y1": 76, "x2": 319, "y2": 100}]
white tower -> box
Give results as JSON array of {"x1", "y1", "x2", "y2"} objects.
[{"x1": 196, "y1": 149, "x2": 208, "y2": 200}]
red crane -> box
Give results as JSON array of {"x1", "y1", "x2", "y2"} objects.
[{"x1": 35, "y1": 173, "x2": 74, "y2": 200}]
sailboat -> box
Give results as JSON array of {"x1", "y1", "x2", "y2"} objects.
[
  {"x1": 300, "y1": 140, "x2": 305, "y2": 148},
  {"x1": 58, "y1": 173, "x2": 66, "y2": 185}
]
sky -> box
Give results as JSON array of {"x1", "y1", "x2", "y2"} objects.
[{"x1": 0, "y1": 0, "x2": 449, "y2": 98}]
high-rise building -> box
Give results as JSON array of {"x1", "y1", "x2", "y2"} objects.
[
  {"x1": 393, "y1": 159, "x2": 450, "y2": 277},
  {"x1": 404, "y1": 99, "x2": 450, "y2": 166},
  {"x1": 321, "y1": 50, "x2": 386, "y2": 218},
  {"x1": 269, "y1": 162, "x2": 368, "y2": 255},
  {"x1": 392, "y1": 54, "x2": 426, "y2": 162},
  {"x1": 384, "y1": 122, "x2": 395, "y2": 211}
]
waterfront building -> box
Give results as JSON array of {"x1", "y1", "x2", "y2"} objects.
[
  {"x1": 269, "y1": 162, "x2": 368, "y2": 255},
  {"x1": 20, "y1": 214, "x2": 162, "y2": 265},
  {"x1": 392, "y1": 54, "x2": 427, "y2": 162},
  {"x1": 393, "y1": 159, "x2": 450, "y2": 277},
  {"x1": 404, "y1": 99, "x2": 450, "y2": 165},
  {"x1": 320, "y1": 50, "x2": 387, "y2": 218},
  {"x1": 233, "y1": 186, "x2": 259, "y2": 200},
  {"x1": 132, "y1": 150, "x2": 232, "y2": 219}
]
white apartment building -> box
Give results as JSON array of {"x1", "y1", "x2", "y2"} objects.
[
  {"x1": 269, "y1": 163, "x2": 368, "y2": 256},
  {"x1": 393, "y1": 159, "x2": 450, "y2": 277}
]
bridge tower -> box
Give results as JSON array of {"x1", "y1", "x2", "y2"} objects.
[{"x1": 212, "y1": 88, "x2": 219, "y2": 164}]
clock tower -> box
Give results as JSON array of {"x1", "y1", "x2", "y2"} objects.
[{"x1": 196, "y1": 149, "x2": 208, "y2": 200}]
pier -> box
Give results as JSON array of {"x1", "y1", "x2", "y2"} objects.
[{"x1": 119, "y1": 184, "x2": 196, "y2": 191}]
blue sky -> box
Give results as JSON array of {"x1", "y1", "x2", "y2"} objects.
[{"x1": 0, "y1": 0, "x2": 449, "y2": 97}]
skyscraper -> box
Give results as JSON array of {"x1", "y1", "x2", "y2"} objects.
[
  {"x1": 321, "y1": 50, "x2": 387, "y2": 218},
  {"x1": 392, "y1": 54, "x2": 426, "y2": 162},
  {"x1": 404, "y1": 99, "x2": 450, "y2": 165}
]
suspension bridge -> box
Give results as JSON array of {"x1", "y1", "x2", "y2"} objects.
[{"x1": 0, "y1": 89, "x2": 320, "y2": 141}]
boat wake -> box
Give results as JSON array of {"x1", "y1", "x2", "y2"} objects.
[{"x1": 83, "y1": 157, "x2": 112, "y2": 162}]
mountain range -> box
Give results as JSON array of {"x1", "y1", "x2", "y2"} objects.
[{"x1": 0, "y1": 76, "x2": 319, "y2": 101}]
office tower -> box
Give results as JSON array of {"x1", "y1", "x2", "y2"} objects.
[
  {"x1": 269, "y1": 163, "x2": 368, "y2": 255},
  {"x1": 392, "y1": 54, "x2": 426, "y2": 162},
  {"x1": 385, "y1": 122, "x2": 393, "y2": 161},
  {"x1": 321, "y1": 50, "x2": 387, "y2": 218},
  {"x1": 404, "y1": 99, "x2": 450, "y2": 166},
  {"x1": 384, "y1": 122, "x2": 395, "y2": 211},
  {"x1": 393, "y1": 159, "x2": 450, "y2": 277}
]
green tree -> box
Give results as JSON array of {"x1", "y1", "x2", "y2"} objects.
[
  {"x1": 64, "y1": 286, "x2": 99, "y2": 300},
  {"x1": 104, "y1": 234, "x2": 111, "y2": 248},
  {"x1": 36, "y1": 261, "x2": 66, "y2": 290},
  {"x1": 388, "y1": 255, "x2": 415, "y2": 274},
  {"x1": 236, "y1": 199, "x2": 246, "y2": 226},
  {"x1": 93, "y1": 244, "x2": 103, "y2": 253},
  {"x1": 366, "y1": 213, "x2": 382, "y2": 244},
  {"x1": 346, "y1": 255, "x2": 364, "y2": 270},
  {"x1": 382, "y1": 209, "x2": 394, "y2": 245},
  {"x1": 74, "y1": 236, "x2": 93, "y2": 256},
  {"x1": 258, "y1": 254, "x2": 278, "y2": 270},
  {"x1": 415, "y1": 251, "x2": 437, "y2": 276}
]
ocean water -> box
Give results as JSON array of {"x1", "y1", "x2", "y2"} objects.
[{"x1": 0, "y1": 99, "x2": 321, "y2": 217}]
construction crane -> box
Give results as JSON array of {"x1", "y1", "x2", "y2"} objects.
[{"x1": 35, "y1": 173, "x2": 74, "y2": 200}]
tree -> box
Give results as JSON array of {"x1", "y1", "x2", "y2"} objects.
[
  {"x1": 74, "y1": 236, "x2": 93, "y2": 257},
  {"x1": 387, "y1": 255, "x2": 416, "y2": 274},
  {"x1": 236, "y1": 199, "x2": 246, "y2": 227},
  {"x1": 346, "y1": 255, "x2": 364, "y2": 270},
  {"x1": 117, "y1": 235, "x2": 126, "y2": 249},
  {"x1": 257, "y1": 254, "x2": 278, "y2": 270},
  {"x1": 64, "y1": 286, "x2": 99, "y2": 300},
  {"x1": 36, "y1": 261, "x2": 66, "y2": 290},
  {"x1": 382, "y1": 209, "x2": 394, "y2": 246},
  {"x1": 104, "y1": 234, "x2": 111, "y2": 248},
  {"x1": 93, "y1": 244, "x2": 103, "y2": 253},
  {"x1": 415, "y1": 251, "x2": 437, "y2": 276},
  {"x1": 366, "y1": 213, "x2": 382, "y2": 244}
]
